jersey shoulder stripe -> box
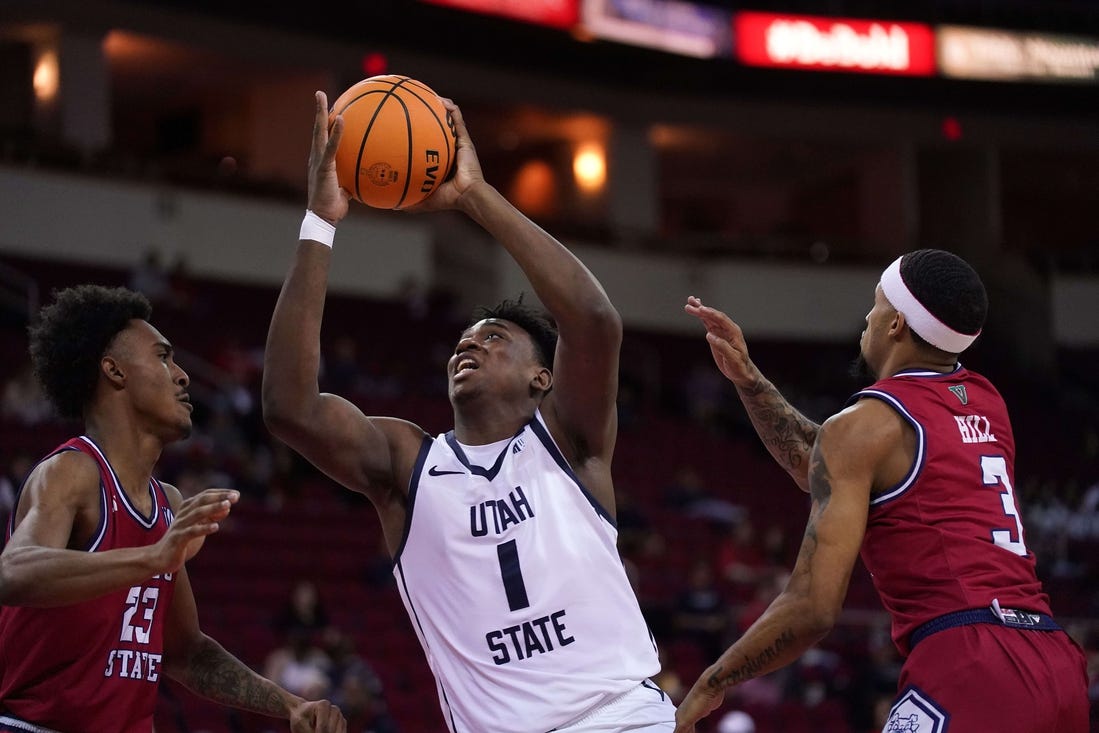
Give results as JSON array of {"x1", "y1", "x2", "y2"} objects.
[
  {"x1": 528, "y1": 413, "x2": 614, "y2": 526},
  {"x1": 852, "y1": 389, "x2": 927, "y2": 506},
  {"x1": 391, "y1": 434, "x2": 433, "y2": 567}
]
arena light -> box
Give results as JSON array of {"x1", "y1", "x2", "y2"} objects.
[
  {"x1": 361, "y1": 51, "x2": 388, "y2": 77},
  {"x1": 938, "y1": 25, "x2": 1099, "y2": 84},
  {"x1": 572, "y1": 143, "x2": 606, "y2": 193},
  {"x1": 33, "y1": 48, "x2": 59, "y2": 102},
  {"x1": 734, "y1": 11, "x2": 936, "y2": 76},
  {"x1": 512, "y1": 159, "x2": 557, "y2": 216}
]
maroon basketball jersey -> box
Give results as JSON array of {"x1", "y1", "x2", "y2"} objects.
[
  {"x1": 850, "y1": 367, "x2": 1050, "y2": 655},
  {"x1": 0, "y1": 436, "x2": 177, "y2": 733}
]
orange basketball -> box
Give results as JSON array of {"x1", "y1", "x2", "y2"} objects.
[{"x1": 329, "y1": 75, "x2": 456, "y2": 210}]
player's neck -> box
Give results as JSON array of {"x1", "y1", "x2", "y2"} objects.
[
  {"x1": 452, "y1": 399, "x2": 534, "y2": 446},
  {"x1": 84, "y1": 412, "x2": 164, "y2": 491},
  {"x1": 881, "y1": 352, "x2": 959, "y2": 378}
]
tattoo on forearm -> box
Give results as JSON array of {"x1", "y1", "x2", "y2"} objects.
[
  {"x1": 742, "y1": 381, "x2": 819, "y2": 472},
  {"x1": 185, "y1": 637, "x2": 286, "y2": 715},
  {"x1": 707, "y1": 629, "x2": 797, "y2": 688}
]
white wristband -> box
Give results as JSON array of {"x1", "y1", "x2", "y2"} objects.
[{"x1": 300, "y1": 210, "x2": 335, "y2": 248}]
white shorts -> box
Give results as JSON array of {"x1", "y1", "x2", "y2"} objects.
[{"x1": 551, "y1": 680, "x2": 677, "y2": 733}]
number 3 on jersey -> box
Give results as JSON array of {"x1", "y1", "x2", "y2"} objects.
[{"x1": 981, "y1": 455, "x2": 1028, "y2": 557}]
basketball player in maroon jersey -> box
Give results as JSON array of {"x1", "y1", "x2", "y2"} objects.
[
  {"x1": 674, "y1": 250, "x2": 1088, "y2": 732},
  {"x1": 0, "y1": 285, "x2": 345, "y2": 732}
]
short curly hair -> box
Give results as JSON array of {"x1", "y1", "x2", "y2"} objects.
[
  {"x1": 470, "y1": 295, "x2": 558, "y2": 369},
  {"x1": 899, "y1": 249, "x2": 988, "y2": 350},
  {"x1": 29, "y1": 285, "x2": 152, "y2": 419}
]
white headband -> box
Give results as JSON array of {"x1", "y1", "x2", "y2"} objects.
[{"x1": 880, "y1": 256, "x2": 980, "y2": 354}]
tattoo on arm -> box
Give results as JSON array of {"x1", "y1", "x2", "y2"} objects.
[
  {"x1": 796, "y1": 438, "x2": 835, "y2": 568},
  {"x1": 741, "y1": 379, "x2": 819, "y2": 476},
  {"x1": 182, "y1": 636, "x2": 288, "y2": 715},
  {"x1": 808, "y1": 439, "x2": 833, "y2": 510},
  {"x1": 706, "y1": 629, "x2": 798, "y2": 688}
]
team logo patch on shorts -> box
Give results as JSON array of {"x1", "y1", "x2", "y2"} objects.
[{"x1": 884, "y1": 686, "x2": 949, "y2": 733}]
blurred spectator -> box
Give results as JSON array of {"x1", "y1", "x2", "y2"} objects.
[
  {"x1": 663, "y1": 466, "x2": 708, "y2": 511},
  {"x1": 1076, "y1": 479, "x2": 1099, "y2": 542},
  {"x1": 234, "y1": 440, "x2": 275, "y2": 500},
  {"x1": 681, "y1": 359, "x2": 729, "y2": 430},
  {"x1": 760, "y1": 523, "x2": 791, "y2": 568},
  {"x1": 166, "y1": 254, "x2": 200, "y2": 315},
  {"x1": 845, "y1": 625, "x2": 903, "y2": 732},
  {"x1": 323, "y1": 628, "x2": 398, "y2": 733},
  {"x1": 717, "y1": 518, "x2": 769, "y2": 599},
  {"x1": 168, "y1": 467, "x2": 206, "y2": 501},
  {"x1": 663, "y1": 466, "x2": 744, "y2": 525},
  {"x1": 716, "y1": 709, "x2": 755, "y2": 733},
  {"x1": 263, "y1": 440, "x2": 309, "y2": 511},
  {"x1": 212, "y1": 335, "x2": 263, "y2": 393},
  {"x1": 128, "y1": 248, "x2": 172, "y2": 305},
  {"x1": 0, "y1": 451, "x2": 34, "y2": 523},
  {"x1": 204, "y1": 403, "x2": 250, "y2": 469},
  {"x1": 275, "y1": 580, "x2": 330, "y2": 639},
  {"x1": 615, "y1": 489, "x2": 664, "y2": 559},
  {"x1": 1086, "y1": 632, "x2": 1099, "y2": 722},
  {"x1": 736, "y1": 569, "x2": 789, "y2": 636},
  {"x1": 618, "y1": 337, "x2": 663, "y2": 425},
  {"x1": 1, "y1": 365, "x2": 52, "y2": 424},
  {"x1": 397, "y1": 275, "x2": 430, "y2": 322},
  {"x1": 790, "y1": 646, "x2": 843, "y2": 709},
  {"x1": 162, "y1": 441, "x2": 235, "y2": 498},
  {"x1": 262, "y1": 629, "x2": 332, "y2": 701},
  {"x1": 673, "y1": 559, "x2": 729, "y2": 660},
  {"x1": 736, "y1": 670, "x2": 784, "y2": 711}
]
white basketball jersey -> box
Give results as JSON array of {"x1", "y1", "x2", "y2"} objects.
[{"x1": 392, "y1": 410, "x2": 660, "y2": 733}]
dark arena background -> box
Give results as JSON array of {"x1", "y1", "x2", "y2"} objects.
[{"x1": 1, "y1": 1, "x2": 1097, "y2": 731}]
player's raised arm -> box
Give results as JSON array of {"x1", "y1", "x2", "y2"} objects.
[
  {"x1": 684, "y1": 296, "x2": 818, "y2": 492},
  {"x1": 262, "y1": 91, "x2": 423, "y2": 507},
  {"x1": 412, "y1": 100, "x2": 622, "y2": 463}
]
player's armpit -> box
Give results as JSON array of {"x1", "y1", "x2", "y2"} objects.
[{"x1": 264, "y1": 390, "x2": 419, "y2": 501}]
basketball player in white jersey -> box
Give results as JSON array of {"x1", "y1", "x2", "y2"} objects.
[{"x1": 262, "y1": 92, "x2": 675, "y2": 733}]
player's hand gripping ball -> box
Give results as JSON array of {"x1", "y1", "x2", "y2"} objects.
[{"x1": 329, "y1": 75, "x2": 456, "y2": 209}]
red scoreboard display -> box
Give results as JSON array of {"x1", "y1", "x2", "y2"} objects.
[{"x1": 734, "y1": 11, "x2": 936, "y2": 76}]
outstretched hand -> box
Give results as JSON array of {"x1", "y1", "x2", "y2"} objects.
[
  {"x1": 156, "y1": 489, "x2": 239, "y2": 572},
  {"x1": 290, "y1": 698, "x2": 346, "y2": 732},
  {"x1": 672, "y1": 676, "x2": 726, "y2": 733},
  {"x1": 402, "y1": 98, "x2": 486, "y2": 214},
  {"x1": 684, "y1": 296, "x2": 758, "y2": 389},
  {"x1": 308, "y1": 90, "x2": 350, "y2": 226}
]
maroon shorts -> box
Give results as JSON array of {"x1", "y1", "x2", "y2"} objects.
[{"x1": 886, "y1": 624, "x2": 1089, "y2": 732}]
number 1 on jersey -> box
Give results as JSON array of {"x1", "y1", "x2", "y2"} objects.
[
  {"x1": 981, "y1": 455, "x2": 1028, "y2": 557},
  {"x1": 496, "y1": 539, "x2": 530, "y2": 611}
]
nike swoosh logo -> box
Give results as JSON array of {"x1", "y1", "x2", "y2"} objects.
[{"x1": 428, "y1": 466, "x2": 464, "y2": 477}]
